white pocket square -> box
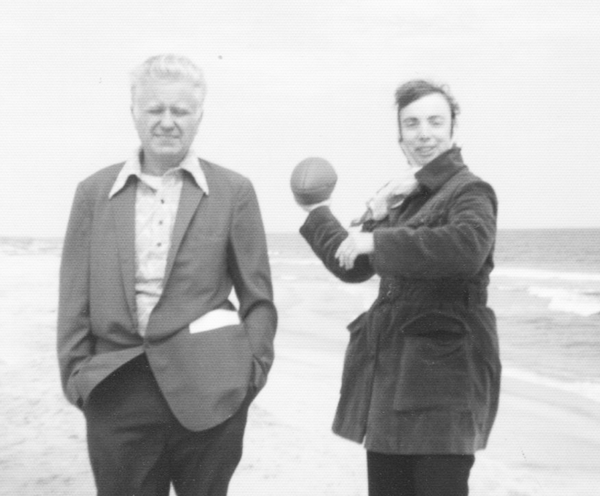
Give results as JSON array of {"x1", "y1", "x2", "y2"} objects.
[{"x1": 189, "y1": 309, "x2": 241, "y2": 334}]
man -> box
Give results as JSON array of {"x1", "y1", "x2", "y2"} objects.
[
  {"x1": 297, "y1": 80, "x2": 500, "y2": 495},
  {"x1": 58, "y1": 54, "x2": 277, "y2": 496}
]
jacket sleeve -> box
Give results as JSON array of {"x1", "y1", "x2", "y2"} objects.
[
  {"x1": 56, "y1": 183, "x2": 94, "y2": 407},
  {"x1": 372, "y1": 181, "x2": 497, "y2": 279},
  {"x1": 227, "y1": 179, "x2": 277, "y2": 392},
  {"x1": 299, "y1": 206, "x2": 375, "y2": 283}
]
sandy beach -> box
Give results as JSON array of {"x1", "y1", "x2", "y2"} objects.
[{"x1": 1, "y1": 253, "x2": 599, "y2": 495}]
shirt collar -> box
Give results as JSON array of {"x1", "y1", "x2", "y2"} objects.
[
  {"x1": 109, "y1": 148, "x2": 209, "y2": 198},
  {"x1": 414, "y1": 146, "x2": 466, "y2": 193}
]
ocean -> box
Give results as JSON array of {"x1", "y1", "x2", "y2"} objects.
[
  {"x1": 1, "y1": 228, "x2": 599, "y2": 403},
  {"x1": 266, "y1": 229, "x2": 600, "y2": 404}
]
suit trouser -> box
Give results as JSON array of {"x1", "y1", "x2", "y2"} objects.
[
  {"x1": 367, "y1": 451, "x2": 475, "y2": 496},
  {"x1": 83, "y1": 354, "x2": 249, "y2": 496}
]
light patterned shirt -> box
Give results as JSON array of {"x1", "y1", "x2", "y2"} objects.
[{"x1": 109, "y1": 149, "x2": 209, "y2": 336}]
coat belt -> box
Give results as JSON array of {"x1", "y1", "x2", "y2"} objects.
[{"x1": 378, "y1": 278, "x2": 487, "y2": 307}]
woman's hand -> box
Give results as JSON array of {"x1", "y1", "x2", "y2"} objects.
[{"x1": 335, "y1": 231, "x2": 375, "y2": 270}]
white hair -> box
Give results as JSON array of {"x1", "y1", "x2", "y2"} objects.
[{"x1": 130, "y1": 54, "x2": 207, "y2": 106}]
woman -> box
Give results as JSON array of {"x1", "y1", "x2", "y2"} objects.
[{"x1": 297, "y1": 80, "x2": 501, "y2": 496}]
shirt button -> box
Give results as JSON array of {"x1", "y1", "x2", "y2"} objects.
[
  {"x1": 157, "y1": 242, "x2": 162, "y2": 247},
  {"x1": 160, "y1": 199, "x2": 165, "y2": 204}
]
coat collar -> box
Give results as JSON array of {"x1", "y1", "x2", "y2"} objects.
[
  {"x1": 110, "y1": 182, "x2": 137, "y2": 319},
  {"x1": 109, "y1": 148, "x2": 209, "y2": 199},
  {"x1": 162, "y1": 176, "x2": 204, "y2": 284},
  {"x1": 414, "y1": 146, "x2": 466, "y2": 193},
  {"x1": 109, "y1": 156, "x2": 207, "y2": 324}
]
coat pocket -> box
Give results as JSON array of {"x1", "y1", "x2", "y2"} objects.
[
  {"x1": 151, "y1": 322, "x2": 255, "y2": 429},
  {"x1": 335, "y1": 312, "x2": 373, "y2": 435},
  {"x1": 188, "y1": 309, "x2": 241, "y2": 334},
  {"x1": 393, "y1": 311, "x2": 473, "y2": 412},
  {"x1": 340, "y1": 312, "x2": 369, "y2": 389}
]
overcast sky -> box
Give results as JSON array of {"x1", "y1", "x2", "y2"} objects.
[{"x1": 1, "y1": 0, "x2": 599, "y2": 236}]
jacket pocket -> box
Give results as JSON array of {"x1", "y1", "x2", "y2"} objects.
[
  {"x1": 340, "y1": 312, "x2": 370, "y2": 392},
  {"x1": 393, "y1": 311, "x2": 473, "y2": 412},
  {"x1": 337, "y1": 312, "x2": 373, "y2": 430}
]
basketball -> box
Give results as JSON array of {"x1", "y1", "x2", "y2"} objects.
[{"x1": 290, "y1": 157, "x2": 338, "y2": 205}]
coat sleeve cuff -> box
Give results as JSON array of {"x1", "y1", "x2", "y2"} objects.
[{"x1": 299, "y1": 206, "x2": 335, "y2": 239}]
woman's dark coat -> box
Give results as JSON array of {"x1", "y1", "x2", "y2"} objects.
[{"x1": 300, "y1": 147, "x2": 501, "y2": 454}]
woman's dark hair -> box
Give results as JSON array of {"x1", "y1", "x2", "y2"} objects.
[{"x1": 395, "y1": 79, "x2": 460, "y2": 136}]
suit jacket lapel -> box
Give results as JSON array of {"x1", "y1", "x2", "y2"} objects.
[
  {"x1": 163, "y1": 175, "x2": 204, "y2": 284},
  {"x1": 111, "y1": 180, "x2": 137, "y2": 320}
]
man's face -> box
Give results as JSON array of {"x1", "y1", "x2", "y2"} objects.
[
  {"x1": 132, "y1": 78, "x2": 203, "y2": 165},
  {"x1": 398, "y1": 92, "x2": 453, "y2": 167}
]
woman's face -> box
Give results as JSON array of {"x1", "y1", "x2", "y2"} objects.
[{"x1": 398, "y1": 92, "x2": 454, "y2": 167}]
